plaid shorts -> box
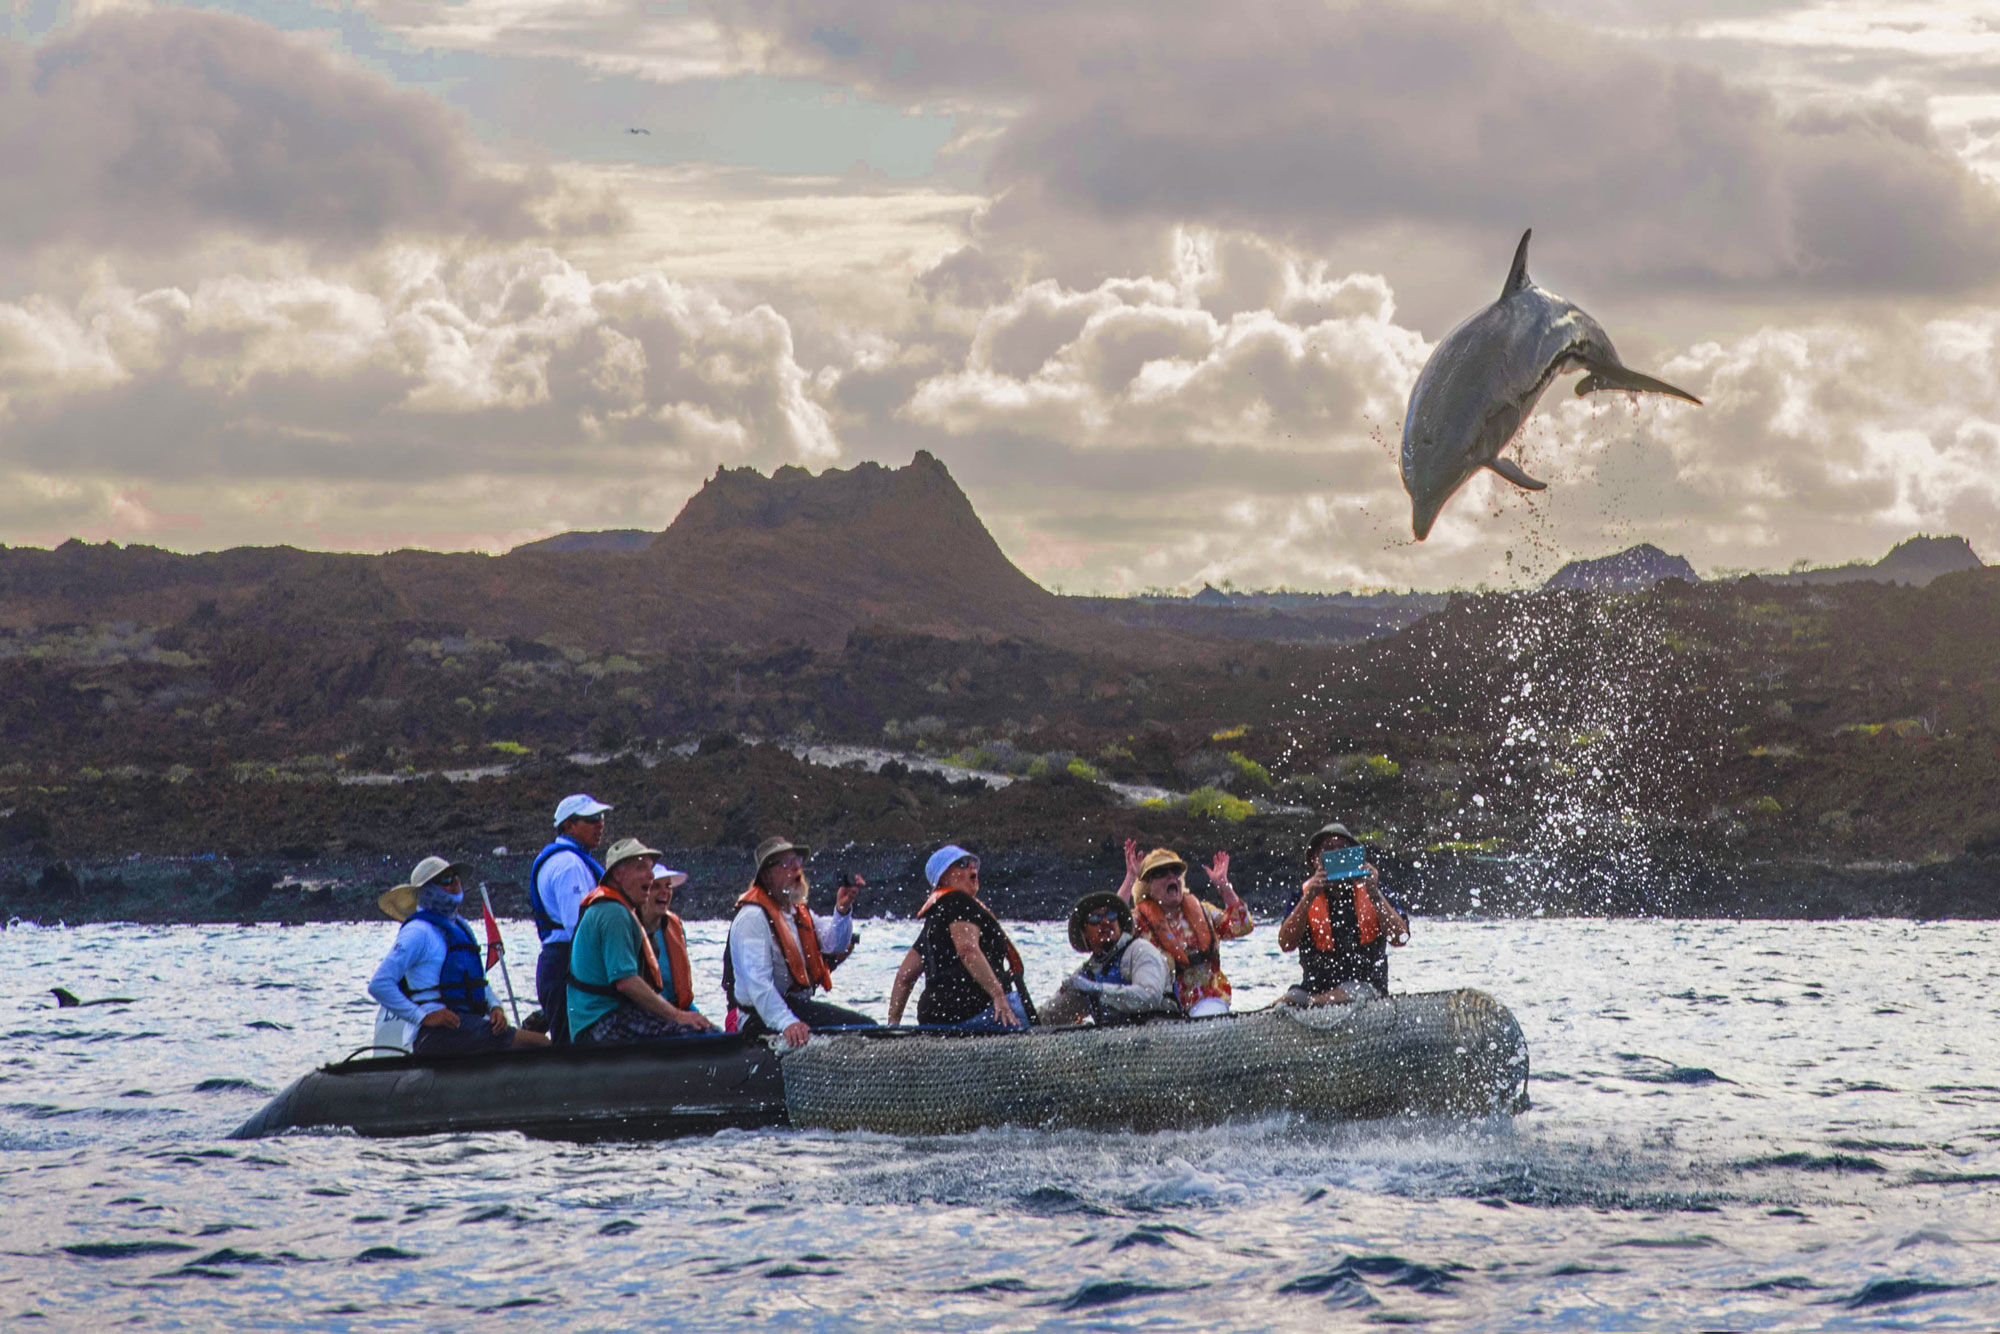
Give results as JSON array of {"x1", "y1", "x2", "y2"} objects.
[{"x1": 577, "y1": 1006, "x2": 706, "y2": 1045}]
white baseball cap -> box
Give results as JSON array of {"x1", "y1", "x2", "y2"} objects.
[{"x1": 552, "y1": 793, "x2": 613, "y2": 827}]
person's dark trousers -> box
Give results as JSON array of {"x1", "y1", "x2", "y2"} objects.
[
  {"x1": 535, "y1": 942, "x2": 572, "y2": 1046},
  {"x1": 738, "y1": 994, "x2": 876, "y2": 1037}
]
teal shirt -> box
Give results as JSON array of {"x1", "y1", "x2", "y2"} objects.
[{"x1": 566, "y1": 899, "x2": 686, "y2": 1039}]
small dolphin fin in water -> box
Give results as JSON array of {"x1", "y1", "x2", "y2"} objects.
[
  {"x1": 52, "y1": 987, "x2": 135, "y2": 1008},
  {"x1": 1487, "y1": 458, "x2": 1547, "y2": 491},
  {"x1": 1575, "y1": 360, "x2": 1702, "y2": 405}
]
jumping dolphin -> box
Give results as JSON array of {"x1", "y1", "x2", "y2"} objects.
[{"x1": 1399, "y1": 229, "x2": 1701, "y2": 541}]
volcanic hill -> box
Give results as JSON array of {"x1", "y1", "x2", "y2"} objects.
[{"x1": 0, "y1": 453, "x2": 1111, "y2": 653}]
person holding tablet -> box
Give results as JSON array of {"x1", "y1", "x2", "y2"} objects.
[{"x1": 1278, "y1": 820, "x2": 1409, "y2": 1006}]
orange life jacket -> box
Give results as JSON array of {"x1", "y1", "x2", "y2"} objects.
[
  {"x1": 917, "y1": 885, "x2": 1025, "y2": 977},
  {"x1": 1306, "y1": 881, "x2": 1380, "y2": 949},
  {"x1": 737, "y1": 886, "x2": 834, "y2": 993},
  {"x1": 576, "y1": 885, "x2": 695, "y2": 1009},
  {"x1": 1135, "y1": 893, "x2": 1219, "y2": 969}
]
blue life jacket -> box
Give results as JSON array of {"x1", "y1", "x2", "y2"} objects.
[
  {"x1": 528, "y1": 837, "x2": 605, "y2": 942},
  {"x1": 1081, "y1": 937, "x2": 1169, "y2": 1027},
  {"x1": 402, "y1": 909, "x2": 490, "y2": 1017}
]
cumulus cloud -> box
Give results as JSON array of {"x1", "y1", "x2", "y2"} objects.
[
  {"x1": 0, "y1": 249, "x2": 837, "y2": 532},
  {"x1": 0, "y1": 8, "x2": 553, "y2": 256},
  {"x1": 706, "y1": 0, "x2": 2000, "y2": 298}
]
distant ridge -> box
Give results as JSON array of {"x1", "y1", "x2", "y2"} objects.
[
  {"x1": 1768, "y1": 535, "x2": 1983, "y2": 587},
  {"x1": 0, "y1": 453, "x2": 1129, "y2": 653},
  {"x1": 509, "y1": 529, "x2": 654, "y2": 555},
  {"x1": 1544, "y1": 544, "x2": 1697, "y2": 592}
]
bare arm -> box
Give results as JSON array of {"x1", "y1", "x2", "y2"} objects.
[
  {"x1": 1277, "y1": 870, "x2": 1329, "y2": 952},
  {"x1": 950, "y1": 920, "x2": 1022, "y2": 1028},
  {"x1": 886, "y1": 946, "x2": 924, "y2": 1026},
  {"x1": 1116, "y1": 837, "x2": 1141, "y2": 905}
]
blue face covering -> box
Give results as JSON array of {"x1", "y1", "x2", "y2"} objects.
[{"x1": 418, "y1": 884, "x2": 464, "y2": 917}]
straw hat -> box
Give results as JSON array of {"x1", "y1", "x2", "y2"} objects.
[{"x1": 376, "y1": 855, "x2": 472, "y2": 921}]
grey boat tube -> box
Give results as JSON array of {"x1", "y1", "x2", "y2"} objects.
[
  {"x1": 231, "y1": 1032, "x2": 788, "y2": 1141},
  {"x1": 232, "y1": 990, "x2": 1528, "y2": 1142}
]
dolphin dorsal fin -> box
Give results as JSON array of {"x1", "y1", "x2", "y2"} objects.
[{"x1": 1502, "y1": 228, "x2": 1532, "y2": 298}]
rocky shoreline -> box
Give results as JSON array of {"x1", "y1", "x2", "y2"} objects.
[{"x1": 9, "y1": 844, "x2": 1996, "y2": 927}]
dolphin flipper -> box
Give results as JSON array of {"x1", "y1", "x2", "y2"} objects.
[
  {"x1": 1576, "y1": 361, "x2": 1702, "y2": 405},
  {"x1": 1487, "y1": 458, "x2": 1547, "y2": 492}
]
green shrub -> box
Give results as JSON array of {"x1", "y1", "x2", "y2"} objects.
[
  {"x1": 1224, "y1": 752, "x2": 1273, "y2": 793},
  {"x1": 488, "y1": 740, "x2": 531, "y2": 756},
  {"x1": 1182, "y1": 786, "x2": 1255, "y2": 822},
  {"x1": 1065, "y1": 757, "x2": 1103, "y2": 783}
]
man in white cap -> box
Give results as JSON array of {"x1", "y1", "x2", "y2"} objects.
[
  {"x1": 528, "y1": 793, "x2": 612, "y2": 1044},
  {"x1": 368, "y1": 856, "x2": 549, "y2": 1054},
  {"x1": 566, "y1": 840, "x2": 716, "y2": 1044},
  {"x1": 724, "y1": 835, "x2": 871, "y2": 1047}
]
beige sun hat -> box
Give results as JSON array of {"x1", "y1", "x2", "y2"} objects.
[
  {"x1": 753, "y1": 836, "x2": 810, "y2": 876},
  {"x1": 598, "y1": 838, "x2": 663, "y2": 880},
  {"x1": 376, "y1": 855, "x2": 473, "y2": 921}
]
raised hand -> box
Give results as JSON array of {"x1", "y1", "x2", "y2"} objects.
[
  {"x1": 1203, "y1": 850, "x2": 1231, "y2": 886},
  {"x1": 1123, "y1": 838, "x2": 1143, "y2": 878}
]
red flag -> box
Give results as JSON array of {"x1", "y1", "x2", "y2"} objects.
[{"x1": 482, "y1": 896, "x2": 505, "y2": 968}]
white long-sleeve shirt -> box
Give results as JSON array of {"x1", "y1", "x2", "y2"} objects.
[
  {"x1": 367, "y1": 918, "x2": 497, "y2": 1025},
  {"x1": 533, "y1": 837, "x2": 600, "y2": 944},
  {"x1": 1077, "y1": 934, "x2": 1176, "y2": 1017},
  {"x1": 728, "y1": 904, "x2": 853, "y2": 1032}
]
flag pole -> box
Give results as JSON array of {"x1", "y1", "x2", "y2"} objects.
[{"x1": 479, "y1": 884, "x2": 523, "y2": 1026}]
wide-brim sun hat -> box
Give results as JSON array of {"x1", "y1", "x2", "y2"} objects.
[
  {"x1": 552, "y1": 793, "x2": 613, "y2": 827},
  {"x1": 754, "y1": 836, "x2": 810, "y2": 875},
  {"x1": 924, "y1": 843, "x2": 978, "y2": 888},
  {"x1": 599, "y1": 838, "x2": 663, "y2": 879},
  {"x1": 652, "y1": 864, "x2": 690, "y2": 889},
  {"x1": 1067, "y1": 891, "x2": 1133, "y2": 952},
  {"x1": 1308, "y1": 821, "x2": 1358, "y2": 857},
  {"x1": 377, "y1": 855, "x2": 472, "y2": 921},
  {"x1": 1136, "y1": 848, "x2": 1187, "y2": 889}
]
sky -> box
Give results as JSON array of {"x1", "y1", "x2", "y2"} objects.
[{"x1": 5, "y1": 0, "x2": 2000, "y2": 591}]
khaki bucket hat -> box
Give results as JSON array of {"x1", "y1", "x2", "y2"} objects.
[
  {"x1": 598, "y1": 838, "x2": 663, "y2": 880},
  {"x1": 753, "y1": 836, "x2": 810, "y2": 875}
]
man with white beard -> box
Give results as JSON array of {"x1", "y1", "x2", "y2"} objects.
[{"x1": 723, "y1": 836, "x2": 872, "y2": 1047}]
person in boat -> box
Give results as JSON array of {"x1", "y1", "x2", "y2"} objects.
[
  {"x1": 1277, "y1": 821, "x2": 1410, "y2": 1005},
  {"x1": 529, "y1": 793, "x2": 613, "y2": 1045},
  {"x1": 1040, "y1": 892, "x2": 1175, "y2": 1027},
  {"x1": 1116, "y1": 843, "x2": 1253, "y2": 1017},
  {"x1": 368, "y1": 856, "x2": 549, "y2": 1054},
  {"x1": 886, "y1": 845, "x2": 1033, "y2": 1031},
  {"x1": 567, "y1": 839, "x2": 716, "y2": 1044},
  {"x1": 725, "y1": 836, "x2": 871, "y2": 1048}
]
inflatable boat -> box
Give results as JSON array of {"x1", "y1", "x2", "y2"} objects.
[{"x1": 231, "y1": 989, "x2": 1529, "y2": 1142}]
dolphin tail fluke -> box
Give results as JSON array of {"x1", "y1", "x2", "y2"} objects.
[
  {"x1": 1487, "y1": 458, "x2": 1547, "y2": 492},
  {"x1": 1502, "y1": 229, "x2": 1533, "y2": 298},
  {"x1": 1576, "y1": 360, "x2": 1702, "y2": 405}
]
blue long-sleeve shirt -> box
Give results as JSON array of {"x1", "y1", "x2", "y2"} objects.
[{"x1": 367, "y1": 918, "x2": 497, "y2": 1025}]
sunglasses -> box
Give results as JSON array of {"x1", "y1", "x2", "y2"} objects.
[
  {"x1": 576, "y1": 814, "x2": 606, "y2": 825},
  {"x1": 1085, "y1": 909, "x2": 1122, "y2": 926},
  {"x1": 951, "y1": 856, "x2": 980, "y2": 874},
  {"x1": 431, "y1": 875, "x2": 460, "y2": 888},
  {"x1": 1142, "y1": 867, "x2": 1183, "y2": 882}
]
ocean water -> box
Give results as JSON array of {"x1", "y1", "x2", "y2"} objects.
[{"x1": 2, "y1": 915, "x2": 1997, "y2": 1331}]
